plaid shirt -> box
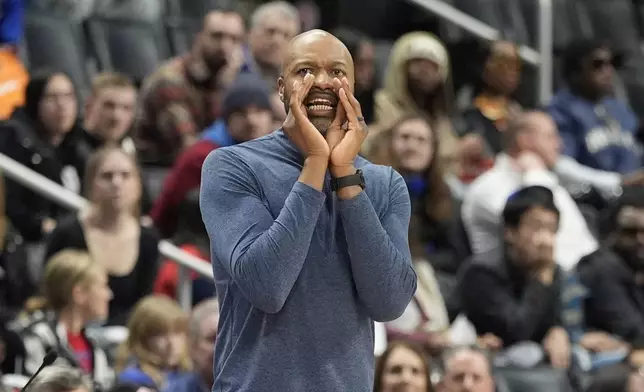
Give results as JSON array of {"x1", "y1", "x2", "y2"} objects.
[{"x1": 134, "y1": 55, "x2": 223, "y2": 166}]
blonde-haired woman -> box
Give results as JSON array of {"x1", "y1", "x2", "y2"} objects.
[
  {"x1": 46, "y1": 147, "x2": 160, "y2": 326},
  {"x1": 375, "y1": 32, "x2": 463, "y2": 174},
  {"x1": 17, "y1": 249, "x2": 114, "y2": 389},
  {"x1": 115, "y1": 295, "x2": 191, "y2": 390}
]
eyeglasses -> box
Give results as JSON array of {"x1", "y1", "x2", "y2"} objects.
[{"x1": 590, "y1": 57, "x2": 614, "y2": 71}]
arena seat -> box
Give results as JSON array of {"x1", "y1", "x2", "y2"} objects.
[
  {"x1": 585, "y1": 0, "x2": 639, "y2": 58},
  {"x1": 86, "y1": 17, "x2": 171, "y2": 86},
  {"x1": 169, "y1": 0, "x2": 223, "y2": 19},
  {"x1": 496, "y1": 365, "x2": 574, "y2": 392},
  {"x1": 165, "y1": 16, "x2": 200, "y2": 56},
  {"x1": 22, "y1": 11, "x2": 91, "y2": 98}
]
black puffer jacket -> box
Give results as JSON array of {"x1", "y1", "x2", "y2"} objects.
[{"x1": 0, "y1": 109, "x2": 87, "y2": 242}]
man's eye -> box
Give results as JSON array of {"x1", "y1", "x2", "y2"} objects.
[
  {"x1": 331, "y1": 69, "x2": 345, "y2": 76},
  {"x1": 297, "y1": 68, "x2": 313, "y2": 76}
]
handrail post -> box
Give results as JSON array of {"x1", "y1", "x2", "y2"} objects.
[
  {"x1": 177, "y1": 265, "x2": 193, "y2": 310},
  {"x1": 538, "y1": 0, "x2": 554, "y2": 105}
]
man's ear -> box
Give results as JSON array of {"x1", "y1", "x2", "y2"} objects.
[{"x1": 277, "y1": 76, "x2": 285, "y2": 102}]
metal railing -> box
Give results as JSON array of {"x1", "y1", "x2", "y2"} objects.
[
  {"x1": 406, "y1": 0, "x2": 553, "y2": 104},
  {"x1": 0, "y1": 152, "x2": 212, "y2": 309}
]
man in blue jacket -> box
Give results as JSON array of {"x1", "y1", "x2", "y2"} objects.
[
  {"x1": 200, "y1": 29, "x2": 416, "y2": 392},
  {"x1": 548, "y1": 40, "x2": 642, "y2": 174}
]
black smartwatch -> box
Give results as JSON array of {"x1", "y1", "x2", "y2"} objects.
[{"x1": 331, "y1": 169, "x2": 366, "y2": 191}]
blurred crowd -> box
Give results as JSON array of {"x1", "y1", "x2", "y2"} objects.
[{"x1": 1, "y1": 0, "x2": 644, "y2": 392}]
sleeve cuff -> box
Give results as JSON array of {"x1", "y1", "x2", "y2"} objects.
[
  {"x1": 294, "y1": 181, "x2": 327, "y2": 202},
  {"x1": 337, "y1": 188, "x2": 369, "y2": 211}
]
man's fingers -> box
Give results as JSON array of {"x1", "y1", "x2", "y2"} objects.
[
  {"x1": 341, "y1": 77, "x2": 363, "y2": 118},
  {"x1": 339, "y1": 88, "x2": 357, "y2": 123},
  {"x1": 331, "y1": 99, "x2": 346, "y2": 127},
  {"x1": 300, "y1": 73, "x2": 315, "y2": 100}
]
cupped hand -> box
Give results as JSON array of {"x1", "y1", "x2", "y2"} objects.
[
  {"x1": 283, "y1": 73, "x2": 330, "y2": 158},
  {"x1": 327, "y1": 77, "x2": 368, "y2": 171}
]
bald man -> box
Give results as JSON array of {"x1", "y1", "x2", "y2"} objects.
[{"x1": 200, "y1": 30, "x2": 416, "y2": 391}]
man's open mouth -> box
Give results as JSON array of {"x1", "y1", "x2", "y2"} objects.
[{"x1": 305, "y1": 97, "x2": 337, "y2": 113}]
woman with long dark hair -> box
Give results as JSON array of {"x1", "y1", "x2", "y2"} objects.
[
  {"x1": 0, "y1": 70, "x2": 86, "y2": 243},
  {"x1": 366, "y1": 115, "x2": 500, "y2": 354},
  {"x1": 0, "y1": 70, "x2": 88, "y2": 308}
]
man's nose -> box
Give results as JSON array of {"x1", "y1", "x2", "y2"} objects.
[{"x1": 313, "y1": 71, "x2": 333, "y2": 89}]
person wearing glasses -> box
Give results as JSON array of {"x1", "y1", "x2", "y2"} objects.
[{"x1": 548, "y1": 40, "x2": 642, "y2": 175}]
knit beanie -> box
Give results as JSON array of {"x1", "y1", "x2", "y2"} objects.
[{"x1": 222, "y1": 74, "x2": 272, "y2": 121}]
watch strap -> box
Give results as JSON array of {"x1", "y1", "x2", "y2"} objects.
[{"x1": 331, "y1": 169, "x2": 365, "y2": 191}]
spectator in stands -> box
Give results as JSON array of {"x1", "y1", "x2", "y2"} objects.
[
  {"x1": 462, "y1": 111, "x2": 597, "y2": 271},
  {"x1": 245, "y1": 1, "x2": 300, "y2": 124},
  {"x1": 548, "y1": 40, "x2": 642, "y2": 174},
  {"x1": 162, "y1": 299, "x2": 219, "y2": 392},
  {"x1": 333, "y1": 27, "x2": 376, "y2": 124},
  {"x1": 115, "y1": 295, "x2": 190, "y2": 391},
  {"x1": 246, "y1": 1, "x2": 300, "y2": 89},
  {"x1": 374, "y1": 32, "x2": 466, "y2": 176},
  {"x1": 578, "y1": 186, "x2": 644, "y2": 366},
  {"x1": 81, "y1": 72, "x2": 137, "y2": 158},
  {"x1": 459, "y1": 40, "x2": 523, "y2": 183},
  {"x1": 150, "y1": 74, "x2": 274, "y2": 238},
  {"x1": 17, "y1": 250, "x2": 113, "y2": 389},
  {"x1": 374, "y1": 341, "x2": 434, "y2": 392},
  {"x1": 46, "y1": 147, "x2": 160, "y2": 326},
  {"x1": 366, "y1": 116, "x2": 474, "y2": 343},
  {"x1": 437, "y1": 347, "x2": 495, "y2": 392},
  {"x1": 134, "y1": 9, "x2": 245, "y2": 166},
  {"x1": 367, "y1": 114, "x2": 468, "y2": 276},
  {"x1": 460, "y1": 185, "x2": 572, "y2": 368},
  {"x1": 0, "y1": 70, "x2": 86, "y2": 243},
  {"x1": 26, "y1": 365, "x2": 93, "y2": 392}
]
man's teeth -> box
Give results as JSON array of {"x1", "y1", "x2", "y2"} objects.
[{"x1": 308, "y1": 104, "x2": 334, "y2": 111}]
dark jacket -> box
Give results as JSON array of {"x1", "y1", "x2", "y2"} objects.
[
  {"x1": 459, "y1": 247, "x2": 563, "y2": 346},
  {"x1": 577, "y1": 248, "x2": 644, "y2": 348},
  {"x1": 0, "y1": 110, "x2": 87, "y2": 241},
  {"x1": 418, "y1": 198, "x2": 470, "y2": 275}
]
